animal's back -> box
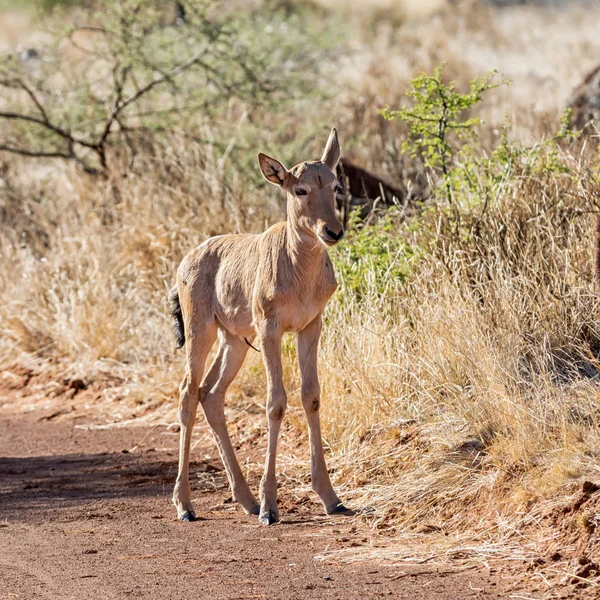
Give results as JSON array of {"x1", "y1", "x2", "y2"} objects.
[{"x1": 176, "y1": 226, "x2": 284, "y2": 338}]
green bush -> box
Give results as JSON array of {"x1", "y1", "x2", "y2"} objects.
[
  {"x1": 331, "y1": 209, "x2": 417, "y2": 301},
  {"x1": 381, "y1": 65, "x2": 505, "y2": 206}
]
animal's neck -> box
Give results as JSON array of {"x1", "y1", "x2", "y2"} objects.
[{"x1": 285, "y1": 219, "x2": 326, "y2": 278}]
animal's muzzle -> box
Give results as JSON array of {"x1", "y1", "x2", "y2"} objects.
[{"x1": 323, "y1": 226, "x2": 344, "y2": 243}]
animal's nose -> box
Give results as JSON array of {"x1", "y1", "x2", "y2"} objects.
[{"x1": 324, "y1": 226, "x2": 344, "y2": 241}]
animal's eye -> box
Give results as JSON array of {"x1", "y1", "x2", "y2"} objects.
[{"x1": 295, "y1": 188, "x2": 307, "y2": 196}]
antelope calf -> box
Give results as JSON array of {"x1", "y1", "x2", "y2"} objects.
[{"x1": 170, "y1": 128, "x2": 349, "y2": 525}]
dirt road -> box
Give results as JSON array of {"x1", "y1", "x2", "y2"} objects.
[{"x1": 0, "y1": 411, "x2": 536, "y2": 599}]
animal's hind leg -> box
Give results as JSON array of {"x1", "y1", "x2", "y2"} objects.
[
  {"x1": 173, "y1": 320, "x2": 217, "y2": 521},
  {"x1": 200, "y1": 331, "x2": 259, "y2": 515}
]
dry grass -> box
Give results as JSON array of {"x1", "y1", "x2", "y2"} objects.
[{"x1": 2, "y1": 0, "x2": 600, "y2": 588}]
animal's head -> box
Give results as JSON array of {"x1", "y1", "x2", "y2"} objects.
[{"x1": 258, "y1": 128, "x2": 344, "y2": 247}]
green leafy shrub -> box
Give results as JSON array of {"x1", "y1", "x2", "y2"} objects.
[
  {"x1": 331, "y1": 208, "x2": 417, "y2": 301},
  {"x1": 381, "y1": 65, "x2": 505, "y2": 206}
]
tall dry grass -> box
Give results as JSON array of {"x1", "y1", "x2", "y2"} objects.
[
  {"x1": 2, "y1": 0, "x2": 600, "y2": 577},
  {"x1": 317, "y1": 145, "x2": 600, "y2": 540}
]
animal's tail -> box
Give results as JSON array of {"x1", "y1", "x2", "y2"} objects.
[{"x1": 168, "y1": 286, "x2": 185, "y2": 349}]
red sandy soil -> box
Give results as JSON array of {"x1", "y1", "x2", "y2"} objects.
[{"x1": 0, "y1": 387, "x2": 582, "y2": 600}]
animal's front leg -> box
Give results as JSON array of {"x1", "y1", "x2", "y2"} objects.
[
  {"x1": 298, "y1": 315, "x2": 348, "y2": 514},
  {"x1": 258, "y1": 318, "x2": 287, "y2": 525}
]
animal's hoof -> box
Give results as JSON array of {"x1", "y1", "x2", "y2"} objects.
[
  {"x1": 179, "y1": 511, "x2": 197, "y2": 522},
  {"x1": 258, "y1": 511, "x2": 279, "y2": 525},
  {"x1": 327, "y1": 502, "x2": 355, "y2": 516},
  {"x1": 250, "y1": 505, "x2": 260, "y2": 516}
]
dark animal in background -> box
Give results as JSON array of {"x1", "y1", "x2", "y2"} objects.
[
  {"x1": 567, "y1": 64, "x2": 600, "y2": 133},
  {"x1": 335, "y1": 158, "x2": 405, "y2": 225},
  {"x1": 566, "y1": 66, "x2": 600, "y2": 281}
]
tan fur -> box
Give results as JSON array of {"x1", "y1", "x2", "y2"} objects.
[{"x1": 172, "y1": 128, "x2": 349, "y2": 524}]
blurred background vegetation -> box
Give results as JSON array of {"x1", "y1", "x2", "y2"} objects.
[{"x1": 2, "y1": 0, "x2": 600, "y2": 572}]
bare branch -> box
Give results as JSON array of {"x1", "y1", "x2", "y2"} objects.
[
  {"x1": 95, "y1": 63, "x2": 130, "y2": 160},
  {"x1": 110, "y1": 47, "x2": 210, "y2": 116},
  {"x1": 0, "y1": 143, "x2": 72, "y2": 160},
  {"x1": 0, "y1": 78, "x2": 50, "y2": 123},
  {"x1": 89, "y1": 48, "x2": 211, "y2": 156},
  {"x1": 0, "y1": 110, "x2": 99, "y2": 151}
]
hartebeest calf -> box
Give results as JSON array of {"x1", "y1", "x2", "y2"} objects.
[{"x1": 169, "y1": 128, "x2": 349, "y2": 525}]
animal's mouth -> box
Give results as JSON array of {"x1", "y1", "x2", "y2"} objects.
[
  {"x1": 318, "y1": 226, "x2": 344, "y2": 246},
  {"x1": 318, "y1": 235, "x2": 338, "y2": 247}
]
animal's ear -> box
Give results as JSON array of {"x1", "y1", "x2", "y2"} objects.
[
  {"x1": 258, "y1": 153, "x2": 289, "y2": 187},
  {"x1": 321, "y1": 127, "x2": 341, "y2": 171}
]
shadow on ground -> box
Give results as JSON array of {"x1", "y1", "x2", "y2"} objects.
[{"x1": 0, "y1": 451, "x2": 225, "y2": 520}]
